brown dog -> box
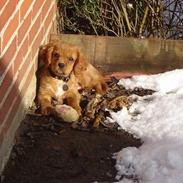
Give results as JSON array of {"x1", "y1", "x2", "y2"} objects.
[{"x1": 36, "y1": 41, "x2": 107, "y2": 116}]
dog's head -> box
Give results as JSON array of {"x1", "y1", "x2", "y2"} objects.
[{"x1": 39, "y1": 41, "x2": 88, "y2": 77}]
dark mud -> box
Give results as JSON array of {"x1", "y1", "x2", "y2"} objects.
[{"x1": 2, "y1": 115, "x2": 141, "y2": 183}]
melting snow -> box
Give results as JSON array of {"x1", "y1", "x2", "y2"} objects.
[{"x1": 112, "y1": 69, "x2": 183, "y2": 183}]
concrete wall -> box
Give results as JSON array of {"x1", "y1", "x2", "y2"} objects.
[
  {"x1": 51, "y1": 34, "x2": 183, "y2": 74},
  {"x1": 0, "y1": 0, "x2": 57, "y2": 172}
]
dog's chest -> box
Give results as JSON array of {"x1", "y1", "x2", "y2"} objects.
[{"x1": 55, "y1": 80, "x2": 66, "y2": 98}]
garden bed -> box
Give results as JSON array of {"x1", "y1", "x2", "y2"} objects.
[
  {"x1": 2, "y1": 114, "x2": 141, "y2": 183},
  {"x1": 1, "y1": 75, "x2": 149, "y2": 183}
]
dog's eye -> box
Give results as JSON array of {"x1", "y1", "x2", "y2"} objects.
[
  {"x1": 53, "y1": 52, "x2": 60, "y2": 59},
  {"x1": 68, "y1": 57, "x2": 74, "y2": 62}
]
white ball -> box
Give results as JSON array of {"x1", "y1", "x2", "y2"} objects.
[{"x1": 54, "y1": 104, "x2": 79, "y2": 122}]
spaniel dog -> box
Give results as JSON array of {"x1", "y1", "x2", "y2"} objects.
[{"x1": 36, "y1": 41, "x2": 107, "y2": 116}]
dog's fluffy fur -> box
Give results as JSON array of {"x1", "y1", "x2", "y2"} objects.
[{"x1": 36, "y1": 41, "x2": 107, "y2": 116}]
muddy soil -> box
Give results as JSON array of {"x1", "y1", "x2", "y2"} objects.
[{"x1": 2, "y1": 114, "x2": 141, "y2": 183}]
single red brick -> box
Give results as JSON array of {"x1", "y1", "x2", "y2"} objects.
[
  {"x1": 20, "y1": 0, "x2": 33, "y2": 20},
  {"x1": 31, "y1": 0, "x2": 45, "y2": 21},
  {"x1": 41, "y1": 0, "x2": 50, "y2": 24},
  {"x1": 31, "y1": 27, "x2": 44, "y2": 57},
  {"x1": 29, "y1": 14, "x2": 42, "y2": 45},
  {"x1": 44, "y1": 6, "x2": 55, "y2": 34},
  {"x1": 2, "y1": 11, "x2": 19, "y2": 50},
  {"x1": 17, "y1": 52, "x2": 31, "y2": 84},
  {"x1": 0, "y1": 65, "x2": 13, "y2": 104},
  {"x1": 20, "y1": 63, "x2": 35, "y2": 97},
  {"x1": 18, "y1": 12, "x2": 31, "y2": 45},
  {"x1": 0, "y1": 96, "x2": 21, "y2": 146},
  {"x1": 14, "y1": 37, "x2": 29, "y2": 74},
  {"x1": 0, "y1": 37, "x2": 17, "y2": 77},
  {"x1": 0, "y1": 0, "x2": 7, "y2": 12},
  {"x1": 0, "y1": 84, "x2": 18, "y2": 124},
  {"x1": 0, "y1": 0, "x2": 19, "y2": 32}
]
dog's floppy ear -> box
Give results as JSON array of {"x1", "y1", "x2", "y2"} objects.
[
  {"x1": 74, "y1": 49, "x2": 88, "y2": 74},
  {"x1": 39, "y1": 43, "x2": 54, "y2": 68}
]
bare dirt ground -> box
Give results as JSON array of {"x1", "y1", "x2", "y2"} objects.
[{"x1": 2, "y1": 114, "x2": 141, "y2": 183}]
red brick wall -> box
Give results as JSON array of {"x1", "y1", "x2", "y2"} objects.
[{"x1": 0, "y1": 0, "x2": 57, "y2": 170}]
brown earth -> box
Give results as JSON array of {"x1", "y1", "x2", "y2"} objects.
[{"x1": 2, "y1": 114, "x2": 141, "y2": 183}]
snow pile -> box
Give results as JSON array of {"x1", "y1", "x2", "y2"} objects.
[
  {"x1": 112, "y1": 69, "x2": 183, "y2": 183},
  {"x1": 118, "y1": 69, "x2": 183, "y2": 94}
]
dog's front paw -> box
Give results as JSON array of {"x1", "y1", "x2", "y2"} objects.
[{"x1": 41, "y1": 106, "x2": 54, "y2": 116}]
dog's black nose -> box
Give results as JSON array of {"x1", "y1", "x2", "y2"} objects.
[{"x1": 58, "y1": 63, "x2": 65, "y2": 68}]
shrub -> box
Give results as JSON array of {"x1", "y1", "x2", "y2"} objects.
[{"x1": 57, "y1": 0, "x2": 183, "y2": 39}]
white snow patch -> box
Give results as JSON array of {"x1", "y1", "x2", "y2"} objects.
[
  {"x1": 112, "y1": 69, "x2": 183, "y2": 183},
  {"x1": 118, "y1": 69, "x2": 183, "y2": 94}
]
